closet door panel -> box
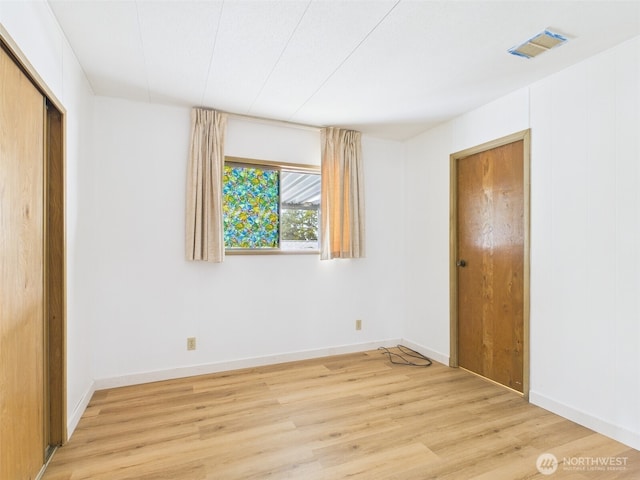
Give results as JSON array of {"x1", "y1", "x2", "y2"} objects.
[{"x1": 0, "y1": 46, "x2": 46, "y2": 480}]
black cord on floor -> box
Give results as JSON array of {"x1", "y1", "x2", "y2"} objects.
[{"x1": 378, "y1": 345, "x2": 432, "y2": 367}]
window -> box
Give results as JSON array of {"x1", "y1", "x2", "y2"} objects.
[{"x1": 222, "y1": 157, "x2": 320, "y2": 253}]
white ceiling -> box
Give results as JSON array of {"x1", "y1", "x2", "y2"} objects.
[{"x1": 48, "y1": 0, "x2": 640, "y2": 140}]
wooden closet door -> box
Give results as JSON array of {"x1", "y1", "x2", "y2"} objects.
[
  {"x1": 0, "y1": 46, "x2": 46, "y2": 479},
  {"x1": 456, "y1": 140, "x2": 525, "y2": 392}
]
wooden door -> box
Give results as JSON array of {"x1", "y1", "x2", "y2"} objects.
[
  {"x1": 455, "y1": 139, "x2": 525, "y2": 392},
  {"x1": 0, "y1": 46, "x2": 47, "y2": 479}
]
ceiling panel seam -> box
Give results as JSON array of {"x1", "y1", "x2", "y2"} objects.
[
  {"x1": 200, "y1": 0, "x2": 225, "y2": 106},
  {"x1": 46, "y1": 2, "x2": 97, "y2": 95},
  {"x1": 289, "y1": 0, "x2": 402, "y2": 121},
  {"x1": 246, "y1": 0, "x2": 313, "y2": 115}
]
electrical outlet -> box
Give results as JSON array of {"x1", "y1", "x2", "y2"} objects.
[
  {"x1": 356, "y1": 319, "x2": 362, "y2": 331},
  {"x1": 187, "y1": 337, "x2": 196, "y2": 351}
]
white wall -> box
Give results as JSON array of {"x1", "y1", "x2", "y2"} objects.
[
  {"x1": 528, "y1": 37, "x2": 640, "y2": 449},
  {"x1": 0, "y1": 1, "x2": 95, "y2": 434},
  {"x1": 403, "y1": 121, "x2": 452, "y2": 364},
  {"x1": 88, "y1": 97, "x2": 406, "y2": 385},
  {"x1": 405, "y1": 38, "x2": 640, "y2": 449}
]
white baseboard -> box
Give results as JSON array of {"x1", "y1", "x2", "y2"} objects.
[
  {"x1": 399, "y1": 338, "x2": 450, "y2": 366},
  {"x1": 529, "y1": 390, "x2": 640, "y2": 451},
  {"x1": 67, "y1": 380, "x2": 96, "y2": 438},
  {"x1": 93, "y1": 339, "x2": 402, "y2": 391}
]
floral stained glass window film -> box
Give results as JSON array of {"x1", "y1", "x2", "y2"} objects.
[{"x1": 223, "y1": 165, "x2": 280, "y2": 248}]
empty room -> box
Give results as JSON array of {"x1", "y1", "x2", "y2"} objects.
[{"x1": 1, "y1": 1, "x2": 639, "y2": 479}]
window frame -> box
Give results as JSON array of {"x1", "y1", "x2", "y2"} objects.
[{"x1": 223, "y1": 156, "x2": 321, "y2": 255}]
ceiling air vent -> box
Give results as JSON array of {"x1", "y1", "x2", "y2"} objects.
[{"x1": 508, "y1": 29, "x2": 568, "y2": 59}]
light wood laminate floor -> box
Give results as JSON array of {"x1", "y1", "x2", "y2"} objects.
[{"x1": 43, "y1": 350, "x2": 639, "y2": 479}]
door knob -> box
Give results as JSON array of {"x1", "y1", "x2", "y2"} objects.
[{"x1": 456, "y1": 259, "x2": 467, "y2": 267}]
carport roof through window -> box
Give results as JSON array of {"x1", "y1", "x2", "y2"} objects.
[{"x1": 281, "y1": 171, "x2": 320, "y2": 208}]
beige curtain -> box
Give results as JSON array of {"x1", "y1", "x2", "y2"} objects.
[
  {"x1": 320, "y1": 127, "x2": 365, "y2": 260},
  {"x1": 185, "y1": 108, "x2": 227, "y2": 262}
]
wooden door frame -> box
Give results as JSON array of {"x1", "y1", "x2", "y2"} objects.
[
  {"x1": 1, "y1": 28, "x2": 67, "y2": 445},
  {"x1": 449, "y1": 129, "x2": 531, "y2": 399}
]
